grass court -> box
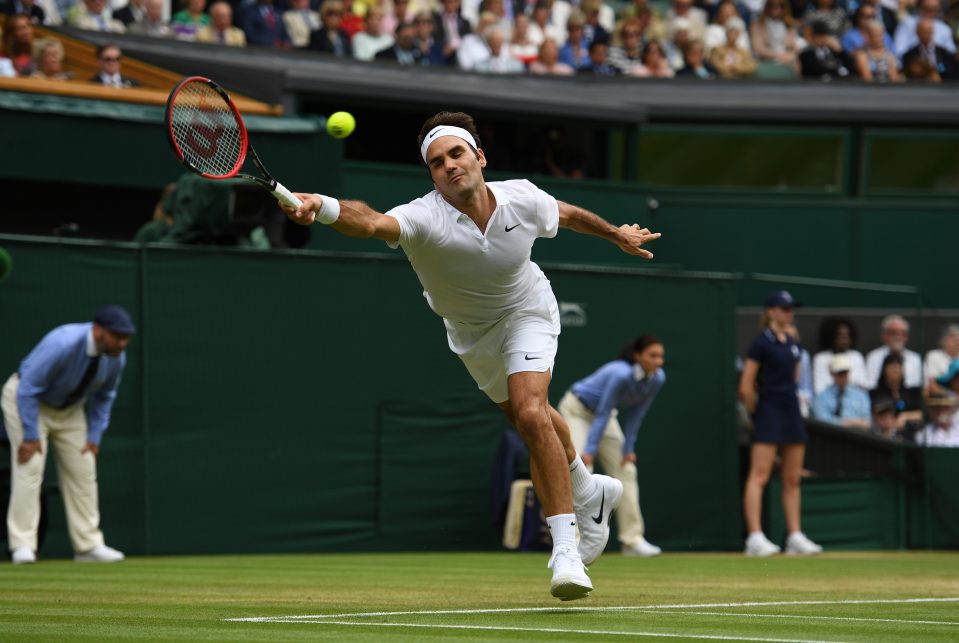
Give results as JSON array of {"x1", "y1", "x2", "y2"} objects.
[{"x1": 2, "y1": 550, "x2": 958, "y2": 641}]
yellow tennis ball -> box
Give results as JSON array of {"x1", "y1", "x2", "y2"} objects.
[{"x1": 327, "y1": 111, "x2": 355, "y2": 139}]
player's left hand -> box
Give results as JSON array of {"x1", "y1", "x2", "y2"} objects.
[
  {"x1": 81, "y1": 442, "x2": 99, "y2": 458},
  {"x1": 616, "y1": 224, "x2": 661, "y2": 259}
]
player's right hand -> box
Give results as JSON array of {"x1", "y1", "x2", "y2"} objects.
[
  {"x1": 281, "y1": 192, "x2": 322, "y2": 226},
  {"x1": 17, "y1": 440, "x2": 42, "y2": 464}
]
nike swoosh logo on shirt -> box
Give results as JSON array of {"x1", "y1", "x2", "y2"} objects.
[
  {"x1": 505, "y1": 224, "x2": 520, "y2": 232},
  {"x1": 591, "y1": 489, "x2": 605, "y2": 524}
]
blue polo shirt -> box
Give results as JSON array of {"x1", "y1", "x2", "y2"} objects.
[
  {"x1": 747, "y1": 328, "x2": 800, "y2": 396},
  {"x1": 570, "y1": 360, "x2": 665, "y2": 456},
  {"x1": 16, "y1": 323, "x2": 126, "y2": 445}
]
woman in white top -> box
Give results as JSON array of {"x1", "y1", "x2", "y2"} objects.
[
  {"x1": 924, "y1": 324, "x2": 959, "y2": 392},
  {"x1": 812, "y1": 316, "x2": 868, "y2": 394}
]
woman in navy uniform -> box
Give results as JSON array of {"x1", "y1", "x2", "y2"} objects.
[{"x1": 738, "y1": 290, "x2": 823, "y2": 557}]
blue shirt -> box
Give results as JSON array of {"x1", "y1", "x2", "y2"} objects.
[
  {"x1": 812, "y1": 383, "x2": 871, "y2": 425},
  {"x1": 16, "y1": 323, "x2": 126, "y2": 445},
  {"x1": 747, "y1": 328, "x2": 800, "y2": 396},
  {"x1": 570, "y1": 360, "x2": 665, "y2": 456}
]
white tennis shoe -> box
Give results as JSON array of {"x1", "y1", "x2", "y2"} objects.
[
  {"x1": 622, "y1": 537, "x2": 662, "y2": 557},
  {"x1": 548, "y1": 545, "x2": 593, "y2": 601},
  {"x1": 785, "y1": 532, "x2": 823, "y2": 556},
  {"x1": 744, "y1": 532, "x2": 781, "y2": 557},
  {"x1": 575, "y1": 474, "x2": 624, "y2": 565},
  {"x1": 12, "y1": 546, "x2": 36, "y2": 565},
  {"x1": 74, "y1": 544, "x2": 125, "y2": 563}
]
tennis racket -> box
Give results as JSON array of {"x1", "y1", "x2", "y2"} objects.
[{"x1": 164, "y1": 76, "x2": 303, "y2": 211}]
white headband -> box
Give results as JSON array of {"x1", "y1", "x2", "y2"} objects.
[{"x1": 420, "y1": 125, "x2": 478, "y2": 163}]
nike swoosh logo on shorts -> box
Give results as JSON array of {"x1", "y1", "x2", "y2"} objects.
[
  {"x1": 591, "y1": 489, "x2": 605, "y2": 524},
  {"x1": 505, "y1": 224, "x2": 520, "y2": 232}
]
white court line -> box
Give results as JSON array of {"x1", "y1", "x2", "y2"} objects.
[
  {"x1": 637, "y1": 610, "x2": 959, "y2": 627},
  {"x1": 227, "y1": 597, "x2": 959, "y2": 622}
]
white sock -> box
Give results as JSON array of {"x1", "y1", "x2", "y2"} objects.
[
  {"x1": 569, "y1": 454, "x2": 596, "y2": 504},
  {"x1": 546, "y1": 513, "x2": 578, "y2": 550},
  {"x1": 748, "y1": 531, "x2": 765, "y2": 541}
]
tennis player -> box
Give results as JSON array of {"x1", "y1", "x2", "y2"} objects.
[{"x1": 283, "y1": 111, "x2": 660, "y2": 601}]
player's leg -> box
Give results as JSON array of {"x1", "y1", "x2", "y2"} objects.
[
  {"x1": 743, "y1": 442, "x2": 780, "y2": 556},
  {"x1": 2, "y1": 374, "x2": 46, "y2": 563},
  {"x1": 507, "y1": 370, "x2": 592, "y2": 601}
]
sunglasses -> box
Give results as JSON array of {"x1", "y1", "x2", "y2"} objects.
[{"x1": 100, "y1": 55, "x2": 121, "y2": 62}]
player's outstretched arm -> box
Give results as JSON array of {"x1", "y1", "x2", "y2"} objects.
[
  {"x1": 557, "y1": 201, "x2": 660, "y2": 259},
  {"x1": 282, "y1": 193, "x2": 400, "y2": 244}
]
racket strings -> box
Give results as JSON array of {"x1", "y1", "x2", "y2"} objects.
[{"x1": 170, "y1": 82, "x2": 244, "y2": 178}]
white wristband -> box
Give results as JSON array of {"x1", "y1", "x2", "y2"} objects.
[{"x1": 312, "y1": 194, "x2": 340, "y2": 224}]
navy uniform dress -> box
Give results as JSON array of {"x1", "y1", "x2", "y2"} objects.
[{"x1": 747, "y1": 328, "x2": 807, "y2": 444}]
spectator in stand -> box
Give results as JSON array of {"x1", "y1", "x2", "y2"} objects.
[
  {"x1": 127, "y1": 0, "x2": 172, "y2": 37},
  {"x1": 800, "y1": 19, "x2": 853, "y2": 79},
  {"x1": 870, "y1": 352, "x2": 923, "y2": 434},
  {"x1": 510, "y1": 13, "x2": 539, "y2": 65},
  {"x1": 374, "y1": 21, "x2": 419, "y2": 62},
  {"x1": 608, "y1": 17, "x2": 646, "y2": 74},
  {"x1": 709, "y1": 17, "x2": 757, "y2": 77},
  {"x1": 542, "y1": 0, "x2": 573, "y2": 42},
  {"x1": 934, "y1": 358, "x2": 959, "y2": 395},
  {"x1": 170, "y1": 0, "x2": 209, "y2": 39},
  {"x1": 865, "y1": 315, "x2": 922, "y2": 388},
  {"x1": 196, "y1": 1, "x2": 245, "y2": 45},
  {"x1": 704, "y1": 0, "x2": 749, "y2": 55},
  {"x1": 528, "y1": 36, "x2": 574, "y2": 73},
  {"x1": 30, "y1": 37, "x2": 72, "y2": 79},
  {"x1": 870, "y1": 397, "x2": 900, "y2": 439},
  {"x1": 457, "y1": 11, "x2": 497, "y2": 69},
  {"x1": 1, "y1": 13, "x2": 35, "y2": 75},
  {"x1": 632, "y1": 39, "x2": 674, "y2": 76},
  {"x1": 750, "y1": 0, "x2": 801, "y2": 76},
  {"x1": 925, "y1": 325, "x2": 959, "y2": 392},
  {"x1": 802, "y1": 0, "x2": 847, "y2": 41},
  {"x1": 433, "y1": 0, "x2": 471, "y2": 64},
  {"x1": 528, "y1": 0, "x2": 565, "y2": 46},
  {"x1": 381, "y1": 0, "x2": 413, "y2": 36},
  {"x1": 353, "y1": 5, "x2": 392, "y2": 59},
  {"x1": 902, "y1": 51, "x2": 941, "y2": 81},
  {"x1": 1, "y1": 0, "x2": 46, "y2": 24},
  {"x1": 903, "y1": 18, "x2": 957, "y2": 79},
  {"x1": 412, "y1": 11, "x2": 446, "y2": 65},
  {"x1": 812, "y1": 354, "x2": 872, "y2": 429},
  {"x1": 283, "y1": 0, "x2": 321, "y2": 48},
  {"x1": 786, "y1": 322, "x2": 813, "y2": 418},
  {"x1": 915, "y1": 393, "x2": 959, "y2": 447},
  {"x1": 675, "y1": 37, "x2": 718, "y2": 77},
  {"x1": 812, "y1": 316, "x2": 868, "y2": 395},
  {"x1": 841, "y1": 4, "x2": 893, "y2": 55},
  {"x1": 308, "y1": 0, "x2": 352, "y2": 55},
  {"x1": 67, "y1": 0, "x2": 126, "y2": 32},
  {"x1": 664, "y1": 0, "x2": 706, "y2": 42},
  {"x1": 558, "y1": 12, "x2": 591, "y2": 69},
  {"x1": 578, "y1": 38, "x2": 619, "y2": 74},
  {"x1": 134, "y1": 183, "x2": 176, "y2": 243},
  {"x1": 580, "y1": 0, "x2": 611, "y2": 47},
  {"x1": 90, "y1": 43, "x2": 139, "y2": 87},
  {"x1": 855, "y1": 21, "x2": 903, "y2": 81},
  {"x1": 112, "y1": 0, "x2": 146, "y2": 27},
  {"x1": 663, "y1": 16, "x2": 691, "y2": 70},
  {"x1": 893, "y1": 0, "x2": 955, "y2": 60},
  {"x1": 339, "y1": 0, "x2": 364, "y2": 38},
  {"x1": 479, "y1": 0, "x2": 512, "y2": 38},
  {"x1": 739, "y1": 290, "x2": 823, "y2": 557},
  {"x1": 242, "y1": 0, "x2": 291, "y2": 48},
  {"x1": 474, "y1": 25, "x2": 524, "y2": 72}
]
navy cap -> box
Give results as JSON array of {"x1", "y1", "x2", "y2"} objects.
[
  {"x1": 764, "y1": 290, "x2": 801, "y2": 309},
  {"x1": 936, "y1": 358, "x2": 959, "y2": 386},
  {"x1": 93, "y1": 304, "x2": 136, "y2": 335}
]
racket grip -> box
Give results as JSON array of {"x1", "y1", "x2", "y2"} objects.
[{"x1": 272, "y1": 183, "x2": 303, "y2": 210}]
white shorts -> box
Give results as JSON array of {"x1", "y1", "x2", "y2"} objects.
[{"x1": 449, "y1": 294, "x2": 560, "y2": 404}]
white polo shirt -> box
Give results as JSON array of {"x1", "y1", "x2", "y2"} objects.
[{"x1": 386, "y1": 178, "x2": 560, "y2": 329}]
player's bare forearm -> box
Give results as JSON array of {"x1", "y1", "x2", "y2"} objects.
[
  {"x1": 283, "y1": 193, "x2": 400, "y2": 243},
  {"x1": 557, "y1": 201, "x2": 661, "y2": 259}
]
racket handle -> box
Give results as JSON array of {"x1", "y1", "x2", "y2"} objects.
[{"x1": 272, "y1": 182, "x2": 303, "y2": 210}]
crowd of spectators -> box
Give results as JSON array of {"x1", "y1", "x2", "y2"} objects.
[
  {"x1": 805, "y1": 314, "x2": 959, "y2": 446},
  {"x1": 5, "y1": 0, "x2": 959, "y2": 82}
]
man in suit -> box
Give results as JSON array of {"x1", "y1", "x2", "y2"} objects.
[
  {"x1": 89, "y1": 44, "x2": 140, "y2": 88},
  {"x1": 196, "y1": 1, "x2": 246, "y2": 46},
  {"x1": 111, "y1": 0, "x2": 146, "y2": 27},
  {"x1": 0, "y1": 0, "x2": 45, "y2": 24},
  {"x1": 903, "y1": 17, "x2": 957, "y2": 80},
  {"x1": 308, "y1": 0, "x2": 352, "y2": 56},
  {"x1": 374, "y1": 21, "x2": 419, "y2": 64},
  {"x1": 433, "y1": 0, "x2": 471, "y2": 64},
  {"x1": 240, "y1": 0, "x2": 291, "y2": 48}
]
